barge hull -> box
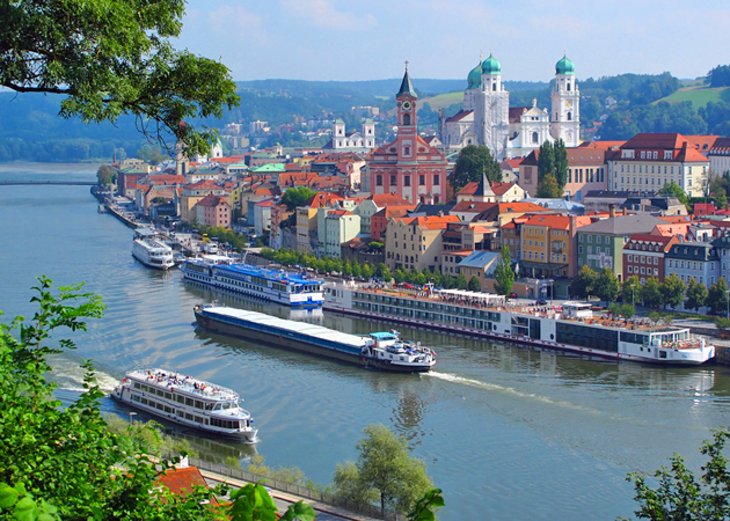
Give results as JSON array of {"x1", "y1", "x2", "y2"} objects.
[{"x1": 195, "y1": 310, "x2": 430, "y2": 373}]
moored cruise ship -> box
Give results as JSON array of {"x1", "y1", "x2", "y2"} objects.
[
  {"x1": 194, "y1": 305, "x2": 436, "y2": 372},
  {"x1": 112, "y1": 368, "x2": 258, "y2": 442},
  {"x1": 324, "y1": 282, "x2": 715, "y2": 365},
  {"x1": 180, "y1": 257, "x2": 324, "y2": 308},
  {"x1": 131, "y1": 228, "x2": 175, "y2": 270}
]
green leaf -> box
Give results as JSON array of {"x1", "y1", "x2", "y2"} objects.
[
  {"x1": 280, "y1": 501, "x2": 316, "y2": 521},
  {"x1": 0, "y1": 483, "x2": 20, "y2": 509}
]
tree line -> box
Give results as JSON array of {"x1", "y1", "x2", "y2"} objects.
[{"x1": 570, "y1": 265, "x2": 729, "y2": 315}]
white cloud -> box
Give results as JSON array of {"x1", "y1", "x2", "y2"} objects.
[{"x1": 279, "y1": 0, "x2": 376, "y2": 30}]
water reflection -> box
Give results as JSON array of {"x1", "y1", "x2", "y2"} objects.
[{"x1": 390, "y1": 389, "x2": 426, "y2": 448}]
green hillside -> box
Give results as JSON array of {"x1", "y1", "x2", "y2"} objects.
[
  {"x1": 655, "y1": 85, "x2": 729, "y2": 110},
  {"x1": 419, "y1": 91, "x2": 463, "y2": 111}
]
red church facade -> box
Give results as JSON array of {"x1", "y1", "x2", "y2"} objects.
[{"x1": 367, "y1": 67, "x2": 449, "y2": 205}]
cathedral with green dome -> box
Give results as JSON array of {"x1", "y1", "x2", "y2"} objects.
[{"x1": 440, "y1": 53, "x2": 581, "y2": 159}]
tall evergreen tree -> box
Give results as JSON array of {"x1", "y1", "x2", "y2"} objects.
[
  {"x1": 537, "y1": 141, "x2": 556, "y2": 183},
  {"x1": 493, "y1": 246, "x2": 515, "y2": 297},
  {"x1": 554, "y1": 138, "x2": 569, "y2": 189}
]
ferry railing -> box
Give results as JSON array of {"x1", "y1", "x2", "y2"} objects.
[{"x1": 183, "y1": 455, "x2": 388, "y2": 519}]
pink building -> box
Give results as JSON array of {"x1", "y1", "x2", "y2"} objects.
[
  {"x1": 367, "y1": 67, "x2": 448, "y2": 205},
  {"x1": 194, "y1": 194, "x2": 231, "y2": 228}
]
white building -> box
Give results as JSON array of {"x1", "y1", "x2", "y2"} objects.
[
  {"x1": 440, "y1": 54, "x2": 580, "y2": 159},
  {"x1": 329, "y1": 119, "x2": 376, "y2": 151}
]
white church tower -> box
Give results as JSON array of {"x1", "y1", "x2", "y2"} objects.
[
  {"x1": 550, "y1": 54, "x2": 580, "y2": 147},
  {"x1": 475, "y1": 54, "x2": 510, "y2": 159}
]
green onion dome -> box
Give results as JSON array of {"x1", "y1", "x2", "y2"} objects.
[
  {"x1": 467, "y1": 61, "x2": 482, "y2": 89},
  {"x1": 481, "y1": 54, "x2": 501, "y2": 75},
  {"x1": 555, "y1": 54, "x2": 575, "y2": 75}
]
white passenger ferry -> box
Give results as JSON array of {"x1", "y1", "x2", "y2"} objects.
[
  {"x1": 180, "y1": 257, "x2": 324, "y2": 308},
  {"x1": 324, "y1": 283, "x2": 715, "y2": 365},
  {"x1": 112, "y1": 369, "x2": 258, "y2": 442},
  {"x1": 131, "y1": 228, "x2": 175, "y2": 270}
]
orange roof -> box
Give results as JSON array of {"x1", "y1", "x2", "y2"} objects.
[
  {"x1": 498, "y1": 202, "x2": 550, "y2": 213},
  {"x1": 658, "y1": 215, "x2": 692, "y2": 224},
  {"x1": 156, "y1": 466, "x2": 208, "y2": 497},
  {"x1": 491, "y1": 182, "x2": 517, "y2": 196},
  {"x1": 196, "y1": 194, "x2": 230, "y2": 208},
  {"x1": 369, "y1": 193, "x2": 411, "y2": 206},
  {"x1": 579, "y1": 140, "x2": 626, "y2": 151},
  {"x1": 394, "y1": 214, "x2": 460, "y2": 230},
  {"x1": 186, "y1": 180, "x2": 222, "y2": 191},
  {"x1": 523, "y1": 214, "x2": 571, "y2": 230},
  {"x1": 210, "y1": 155, "x2": 245, "y2": 164},
  {"x1": 309, "y1": 191, "x2": 344, "y2": 208}
]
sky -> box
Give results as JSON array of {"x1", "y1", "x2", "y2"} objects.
[{"x1": 177, "y1": 0, "x2": 730, "y2": 83}]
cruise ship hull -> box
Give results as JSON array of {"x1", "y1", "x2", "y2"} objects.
[
  {"x1": 194, "y1": 307, "x2": 433, "y2": 373},
  {"x1": 324, "y1": 285, "x2": 715, "y2": 366},
  {"x1": 132, "y1": 250, "x2": 173, "y2": 270}
]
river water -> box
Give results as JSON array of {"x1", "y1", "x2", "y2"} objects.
[{"x1": 0, "y1": 162, "x2": 728, "y2": 520}]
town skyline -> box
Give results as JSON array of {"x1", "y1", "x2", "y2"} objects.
[{"x1": 178, "y1": 0, "x2": 730, "y2": 82}]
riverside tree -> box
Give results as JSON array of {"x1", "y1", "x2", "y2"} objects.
[
  {"x1": 332, "y1": 424, "x2": 435, "y2": 517},
  {"x1": 624, "y1": 429, "x2": 730, "y2": 521},
  {"x1": 1, "y1": 0, "x2": 239, "y2": 157},
  {"x1": 661, "y1": 273, "x2": 686, "y2": 309},
  {"x1": 685, "y1": 278, "x2": 709, "y2": 311}
]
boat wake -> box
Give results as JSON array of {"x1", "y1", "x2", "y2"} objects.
[
  {"x1": 426, "y1": 371, "x2": 595, "y2": 413},
  {"x1": 49, "y1": 356, "x2": 119, "y2": 393}
]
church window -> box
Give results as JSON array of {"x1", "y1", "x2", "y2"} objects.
[
  {"x1": 567, "y1": 82, "x2": 572, "y2": 91},
  {"x1": 532, "y1": 132, "x2": 539, "y2": 144},
  {"x1": 403, "y1": 114, "x2": 411, "y2": 126},
  {"x1": 555, "y1": 112, "x2": 559, "y2": 120},
  {"x1": 567, "y1": 111, "x2": 572, "y2": 121},
  {"x1": 433, "y1": 174, "x2": 440, "y2": 186},
  {"x1": 404, "y1": 176, "x2": 411, "y2": 187},
  {"x1": 492, "y1": 82, "x2": 497, "y2": 91},
  {"x1": 376, "y1": 175, "x2": 383, "y2": 186},
  {"x1": 419, "y1": 174, "x2": 425, "y2": 185},
  {"x1": 404, "y1": 146, "x2": 411, "y2": 156}
]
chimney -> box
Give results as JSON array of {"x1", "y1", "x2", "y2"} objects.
[{"x1": 609, "y1": 204, "x2": 616, "y2": 218}]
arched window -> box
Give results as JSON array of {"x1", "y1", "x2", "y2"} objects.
[
  {"x1": 492, "y1": 82, "x2": 496, "y2": 91},
  {"x1": 532, "y1": 131, "x2": 539, "y2": 144},
  {"x1": 567, "y1": 111, "x2": 572, "y2": 121},
  {"x1": 567, "y1": 82, "x2": 571, "y2": 91},
  {"x1": 403, "y1": 114, "x2": 411, "y2": 126}
]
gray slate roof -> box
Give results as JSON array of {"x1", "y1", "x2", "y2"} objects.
[{"x1": 577, "y1": 214, "x2": 664, "y2": 236}]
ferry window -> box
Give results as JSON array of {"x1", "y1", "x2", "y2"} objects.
[
  {"x1": 133, "y1": 382, "x2": 140, "y2": 389},
  {"x1": 165, "y1": 392, "x2": 172, "y2": 400},
  {"x1": 195, "y1": 400, "x2": 204, "y2": 409},
  {"x1": 195, "y1": 416, "x2": 204, "y2": 423},
  {"x1": 176, "y1": 395, "x2": 185, "y2": 403},
  {"x1": 186, "y1": 398, "x2": 194, "y2": 406}
]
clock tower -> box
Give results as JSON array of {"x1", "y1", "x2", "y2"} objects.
[
  {"x1": 396, "y1": 62, "x2": 418, "y2": 162},
  {"x1": 550, "y1": 53, "x2": 580, "y2": 147}
]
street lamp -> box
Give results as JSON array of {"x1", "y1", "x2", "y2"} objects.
[{"x1": 129, "y1": 411, "x2": 137, "y2": 424}]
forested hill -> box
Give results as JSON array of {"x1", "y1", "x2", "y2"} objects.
[{"x1": 1, "y1": 70, "x2": 728, "y2": 162}]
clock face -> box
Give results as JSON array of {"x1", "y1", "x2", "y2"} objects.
[
  {"x1": 402, "y1": 101, "x2": 412, "y2": 111},
  {"x1": 566, "y1": 99, "x2": 573, "y2": 107}
]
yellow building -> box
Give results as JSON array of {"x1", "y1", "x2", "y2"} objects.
[{"x1": 385, "y1": 215, "x2": 460, "y2": 272}]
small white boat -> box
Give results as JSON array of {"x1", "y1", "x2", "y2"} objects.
[
  {"x1": 132, "y1": 228, "x2": 175, "y2": 270},
  {"x1": 112, "y1": 368, "x2": 258, "y2": 442}
]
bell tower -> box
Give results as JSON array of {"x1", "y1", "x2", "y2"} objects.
[
  {"x1": 396, "y1": 61, "x2": 418, "y2": 162},
  {"x1": 550, "y1": 53, "x2": 580, "y2": 147}
]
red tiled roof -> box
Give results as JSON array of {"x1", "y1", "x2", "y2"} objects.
[
  {"x1": 369, "y1": 193, "x2": 411, "y2": 206},
  {"x1": 491, "y1": 182, "x2": 517, "y2": 196},
  {"x1": 523, "y1": 214, "x2": 571, "y2": 230},
  {"x1": 196, "y1": 194, "x2": 230, "y2": 208},
  {"x1": 498, "y1": 202, "x2": 550, "y2": 213},
  {"x1": 157, "y1": 466, "x2": 208, "y2": 497},
  {"x1": 508, "y1": 107, "x2": 529, "y2": 123}
]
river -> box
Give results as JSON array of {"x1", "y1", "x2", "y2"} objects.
[{"x1": 0, "y1": 162, "x2": 728, "y2": 520}]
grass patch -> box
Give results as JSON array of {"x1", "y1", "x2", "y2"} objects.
[{"x1": 654, "y1": 86, "x2": 729, "y2": 110}]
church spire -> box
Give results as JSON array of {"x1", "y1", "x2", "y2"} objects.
[
  {"x1": 477, "y1": 171, "x2": 495, "y2": 199},
  {"x1": 397, "y1": 61, "x2": 417, "y2": 98}
]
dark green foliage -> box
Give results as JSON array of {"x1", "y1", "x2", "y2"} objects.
[
  {"x1": 493, "y1": 246, "x2": 515, "y2": 297},
  {"x1": 622, "y1": 275, "x2": 641, "y2": 305},
  {"x1": 641, "y1": 277, "x2": 664, "y2": 308},
  {"x1": 452, "y1": 145, "x2": 502, "y2": 191},
  {"x1": 708, "y1": 277, "x2": 730, "y2": 315},
  {"x1": 571, "y1": 265, "x2": 598, "y2": 299},
  {"x1": 407, "y1": 488, "x2": 445, "y2": 521},
  {"x1": 537, "y1": 141, "x2": 556, "y2": 183},
  {"x1": 280, "y1": 186, "x2": 316, "y2": 211},
  {"x1": 554, "y1": 139, "x2": 568, "y2": 189},
  {"x1": 467, "y1": 276, "x2": 481, "y2": 292},
  {"x1": 1, "y1": 0, "x2": 239, "y2": 158},
  {"x1": 658, "y1": 181, "x2": 690, "y2": 207},
  {"x1": 685, "y1": 278, "x2": 709, "y2": 311},
  {"x1": 594, "y1": 268, "x2": 620, "y2": 302},
  {"x1": 96, "y1": 164, "x2": 118, "y2": 186},
  {"x1": 599, "y1": 101, "x2": 708, "y2": 140},
  {"x1": 661, "y1": 273, "x2": 686, "y2": 309},
  {"x1": 708, "y1": 65, "x2": 730, "y2": 88},
  {"x1": 624, "y1": 429, "x2": 730, "y2": 521},
  {"x1": 536, "y1": 172, "x2": 562, "y2": 198}
]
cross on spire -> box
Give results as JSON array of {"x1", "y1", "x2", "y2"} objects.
[{"x1": 404, "y1": 59, "x2": 409, "y2": 72}]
